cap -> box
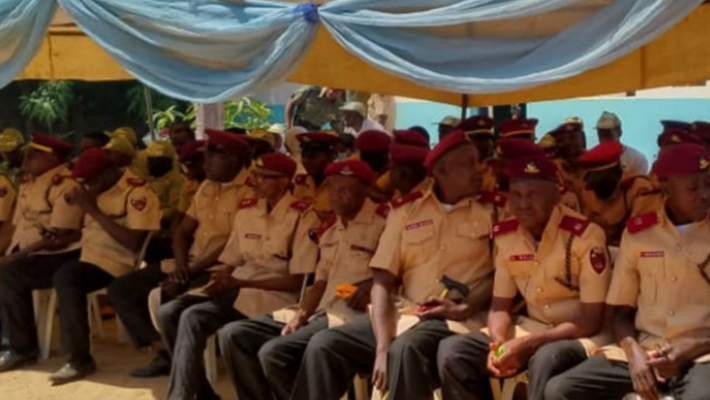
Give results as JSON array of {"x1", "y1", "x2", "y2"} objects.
[
  {"x1": 496, "y1": 137, "x2": 544, "y2": 161},
  {"x1": 355, "y1": 130, "x2": 392, "y2": 153},
  {"x1": 691, "y1": 121, "x2": 710, "y2": 144},
  {"x1": 104, "y1": 136, "x2": 136, "y2": 158},
  {"x1": 565, "y1": 116, "x2": 584, "y2": 126},
  {"x1": 339, "y1": 102, "x2": 367, "y2": 119},
  {"x1": 267, "y1": 124, "x2": 286, "y2": 135},
  {"x1": 578, "y1": 141, "x2": 624, "y2": 171},
  {"x1": 205, "y1": 129, "x2": 251, "y2": 155},
  {"x1": 393, "y1": 130, "x2": 429, "y2": 148},
  {"x1": 661, "y1": 120, "x2": 692, "y2": 133},
  {"x1": 297, "y1": 131, "x2": 340, "y2": 146},
  {"x1": 538, "y1": 133, "x2": 556, "y2": 150},
  {"x1": 108, "y1": 127, "x2": 138, "y2": 146},
  {"x1": 29, "y1": 132, "x2": 73, "y2": 154},
  {"x1": 436, "y1": 116, "x2": 461, "y2": 127},
  {"x1": 596, "y1": 112, "x2": 621, "y2": 130},
  {"x1": 146, "y1": 140, "x2": 177, "y2": 159},
  {"x1": 654, "y1": 143, "x2": 710, "y2": 180},
  {"x1": 424, "y1": 130, "x2": 471, "y2": 173},
  {"x1": 179, "y1": 140, "x2": 206, "y2": 162},
  {"x1": 72, "y1": 148, "x2": 111, "y2": 181},
  {"x1": 390, "y1": 143, "x2": 429, "y2": 165},
  {"x1": 254, "y1": 153, "x2": 297, "y2": 178},
  {"x1": 325, "y1": 160, "x2": 376, "y2": 184},
  {"x1": 550, "y1": 122, "x2": 583, "y2": 137},
  {"x1": 505, "y1": 155, "x2": 558, "y2": 181},
  {"x1": 247, "y1": 129, "x2": 277, "y2": 148},
  {"x1": 498, "y1": 119, "x2": 538, "y2": 138},
  {"x1": 657, "y1": 130, "x2": 703, "y2": 148},
  {"x1": 0, "y1": 128, "x2": 24, "y2": 153},
  {"x1": 459, "y1": 116, "x2": 494, "y2": 136}
]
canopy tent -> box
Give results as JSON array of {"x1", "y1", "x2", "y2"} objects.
[{"x1": 10, "y1": 0, "x2": 710, "y2": 106}]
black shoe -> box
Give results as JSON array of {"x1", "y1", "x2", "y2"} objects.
[
  {"x1": 0, "y1": 351, "x2": 37, "y2": 372},
  {"x1": 49, "y1": 360, "x2": 97, "y2": 385},
  {"x1": 129, "y1": 353, "x2": 170, "y2": 378}
]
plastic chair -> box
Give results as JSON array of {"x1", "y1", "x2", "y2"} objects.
[{"x1": 490, "y1": 372, "x2": 528, "y2": 400}]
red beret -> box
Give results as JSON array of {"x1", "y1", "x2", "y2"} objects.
[
  {"x1": 355, "y1": 130, "x2": 392, "y2": 153},
  {"x1": 325, "y1": 160, "x2": 376, "y2": 184},
  {"x1": 254, "y1": 152, "x2": 297, "y2": 177},
  {"x1": 424, "y1": 130, "x2": 472, "y2": 173},
  {"x1": 661, "y1": 120, "x2": 691, "y2": 133},
  {"x1": 691, "y1": 121, "x2": 710, "y2": 143},
  {"x1": 393, "y1": 130, "x2": 429, "y2": 148},
  {"x1": 72, "y1": 148, "x2": 111, "y2": 181},
  {"x1": 390, "y1": 143, "x2": 429, "y2": 165},
  {"x1": 30, "y1": 132, "x2": 73, "y2": 154},
  {"x1": 498, "y1": 119, "x2": 538, "y2": 138},
  {"x1": 505, "y1": 155, "x2": 558, "y2": 181},
  {"x1": 205, "y1": 129, "x2": 250, "y2": 154},
  {"x1": 297, "y1": 131, "x2": 340, "y2": 145},
  {"x1": 496, "y1": 138, "x2": 543, "y2": 161},
  {"x1": 178, "y1": 140, "x2": 205, "y2": 162},
  {"x1": 657, "y1": 130, "x2": 703, "y2": 148},
  {"x1": 578, "y1": 140, "x2": 623, "y2": 171},
  {"x1": 550, "y1": 122, "x2": 583, "y2": 136},
  {"x1": 654, "y1": 143, "x2": 710, "y2": 180},
  {"x1": 459, "y1": 116, "x2": 494, "y2": 136}
]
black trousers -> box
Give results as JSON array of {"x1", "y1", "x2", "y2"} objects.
[
  {"x1": 437, "y1": 332, "x2": 587, "y2": 400},
  {"x1": 546, "y1": 354, "x2": 710, "y2": 400},
  {"x1": 0, "y1": 252, "x2": 113, "y2": 364},
  {"x1": 108, "y1": 262, "x2": 166, "y2": 349}
]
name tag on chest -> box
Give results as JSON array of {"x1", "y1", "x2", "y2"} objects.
[
  {"x1": 406, "y1": 219, "x2": 433, "y2": 231},
  {"x1": 510, "y1": 254, "x2": 535, "y2": 262},
  {"x1": 245, "y1": 233, "x2": 262, "y2": 240},
  {"x1": 640, "y1": 251, "x2": 664, "y2": 258}
]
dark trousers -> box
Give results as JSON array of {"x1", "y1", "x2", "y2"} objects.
[
  {"x1": 290, "y1": 315, "x2": 453, "y2": 400},
  {"x1": 218, "y1": 314, "x2": 328, "y2": 400},
  {"x1": 546, "y1": 354, "x2": 710, "y2": 400},
  {"x1": 438, "y1": 333, "x2": 587, "y2": 400},
  {"x1": 108, "y1": 262, "x2": 166, "y2": 348},
  {"x1": 158, "y1": 291, "x2": 242, "y2": 400}
]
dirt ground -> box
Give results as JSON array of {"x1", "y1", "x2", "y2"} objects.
[{"x1": 0, "y1": 318, "x2": 234, "y2": 400}]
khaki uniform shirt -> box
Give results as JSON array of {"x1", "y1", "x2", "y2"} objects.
[
  {"x1": 293, "y1": 173, "x2": 332, "y2": 221},
  {"x1": 149, "y1": 169, "x2": 186, "y2": 223},
  {"x1": 10, "y1": 165, "x2": 83, "y2": 254},
  {"x1": 603, "y1": 207, "x2": 710, "y2": 363},
  {"x1": 80, "y1": 170, "x2": 161, "y2": 277},
  {"x1": 0, "y1": 174, "x2": 17, "y2": 223},
  {"x1": 493, "y1": 205, "x2": 612, "y2": 355},
  {"x1": 370, "y1": 187, "x2": 494, "y2": 334},
  {"x1": 177, "y1": 177, "x2": 202, "y2": 214},
  {"x1": 219, "y1": 193, "x2": 320, "y2": 318}
]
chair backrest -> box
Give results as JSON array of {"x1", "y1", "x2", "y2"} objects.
[
  {"x1": 134, "y1": 231, "x2": 154, "y2": 270},
  {"x1": 299, "y1": 273, "x2": 311, "y2": 304}
]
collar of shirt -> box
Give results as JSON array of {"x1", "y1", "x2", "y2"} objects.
[
  {"x1": 420, "y1": 184, "x2": 478, "y2": 213},
  {"x1": 28, "y1": 164, "x2": 68, "y2": 185},
  {"x1": 653, "y1": 201, "x2": 709, "y2": 237},
  {"x1": 255, "y1": 192, "x2": 296, "y2": 218},
  {"x1": 335, "y1": 198, "x2": 378, "y2": 229}
]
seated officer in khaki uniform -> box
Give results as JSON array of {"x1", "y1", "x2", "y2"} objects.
[
  {"x1": 353, "y1": 130, "x2": 392, "y2": 202},
  {"x1": 0, "y1": 129, "x2": 24, "y2": 252},
  {"x1": 174, "y1": 140, "x2": 206, "y2": 228},
  {"x1": 293, "y1": 131, "x2": 340, "y2": 220},
  {"x1": 547, "y1": 143, "x2": 710, "y2": 400},
  {"x1": 108, "y1": 131, "x2": 251, "y2": 378},
  {"x1": 0, "y1": 134, "x2": 82, "y2": 372},
  {"x1": 217, "y1": 160, "x2": 389, "y2": 400},
  {"x1": 549, "y1": 122, "x2": 587, "y2": 193},
  {"x1": 291, "y1": 131, "x2": 495, "y2": 400},
  {"x1": 388, "y1": 138, "x2": 431, "y2": 199},
  {"x1": 577, "y1": 140, "x2": 652, "y2": 246},
  {"x1": 438, "y1": 154, "x2": 611, "y2": 400},
  {"x1": 157, "y1": 152, "x2": 319, "y2": 400}
]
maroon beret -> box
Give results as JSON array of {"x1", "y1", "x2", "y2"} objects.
[
  {"x1": 657, "y1": 130, "x2": 703, "y2": 148},
  {"x1": 505, "y1": 155, "x2": 558, "y2": 181},
  {"x1": 423, "y1": 130, "x2": 472, "y2": 173},
  {"x1": 355, "y1": 130, "x2": 392, "y2": 153},
  {"x1": 496, "y1": 137, "x2": 543, "y2": 161},
  {"x1": 296, "y1": 131, "x2": 340, "y2": 145},
  {"x1": 578, "y1": 140, "x2": 623, "y2": 171},
  {"x1": 72, "y1": 148, "x2": 111, "y2": 181},
  {"x1": 459, "y1": 116, "x2": 494, "y2": 136},
  {"x1": 550, "y1": 122, "x2": 583, "y2": 136},
  {"x1": 654, "y1": 143, "x2": 710, "y2": 180},
  {"x1": 499, "y1": 119, "x2": 538, "y2": 138},
  {"x1": 325, "y1": 160, "x2": 376, "y2": 184},
  {"x1": 178, "y1": 140, "x2": 206, "y2": 162},
  {"x1": 30, "y1": 132, "x2": 73, "y2": 154},
  {"x1": 393, "y1": 130, "x2": 429, "y2": 148},
  {"x1": 691, "y1": 121, "x2": 710, "y2": 143},
  {"x1": 390, "y1": 143, "x2": 429, "y2": 165},
  {"x1": 660, "y1": 120, "x2": 692, "y2": 133},
  {"x1": 254, "y1": 152, "x2": 297, "y2": 178},
  {"x1": 205, "y1": 129, "x2": 250, "y2": 154}
]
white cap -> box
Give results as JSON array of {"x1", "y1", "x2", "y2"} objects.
[
  {"x1": 565, "y1": 116, "x2": 584, "y2": 126},
  {"x1": 268, "y1": 123, "x2": 286, "y2": 135},
  {"x1": 436, "y1": 115, "x2": 461, "y2": 127},
  {"x1": 339, "y1": 102, "x2": 367, "y2": 118},
  {"x1": 596, "y1": 111, "x2": 621, "y2": 129}
]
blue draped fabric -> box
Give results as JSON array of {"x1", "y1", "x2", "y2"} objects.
[{"x1": 0, "y1": 0, "x2": 704, "y2": 101}]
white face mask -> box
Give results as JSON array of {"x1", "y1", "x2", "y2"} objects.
[{"x1": 676, "y1": 223, "x2": 692, "y2": 235}]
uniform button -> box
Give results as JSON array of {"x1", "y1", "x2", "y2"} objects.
[
  {"x1": 544, "y1": 304, "x2": 550, "y2": 310},
  {"x1": 676, "y1": 244, "x2": 682, "y2": 251},
  {"x1": 668, "y1": 310, "x2": 675, "y2": 317},
  {"x1": 440, "y1": 245, "x2": 447, "y2": 251},
  {"x1": 534, "y1": 261, "x2": 540, "y2": 266},
  {"x1": 536, "y1": 287, "x2": 543, "y2": 294},
  {"x1": 671, "y1": 276, "x2": 678, "y2": 283},
  {"x1": 266, "y1": 236, "x2": 271, "y2": 241}
]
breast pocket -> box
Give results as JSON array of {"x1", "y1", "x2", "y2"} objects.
[
  {"x1": 454, "y1": 221, "x2": 491, "y2": 257},
  {"x1": 637, "y1": 254, "x2": 664, "y2": 304},
  {"x1": 402, "y1": 223, "x2": 436, "y2": 266}
]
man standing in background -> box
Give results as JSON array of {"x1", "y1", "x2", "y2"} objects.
[
  {"x1": 368, "y1": 94, "x2": 397, "y2": 132},
  {"x1": 596, "y1": 112, "x2": 649, "y2": 175},
  {"x1": 286, "y1": 86, "x2": 345, "y2": 131}
]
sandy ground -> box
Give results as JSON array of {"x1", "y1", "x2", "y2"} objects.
[{"x1": 0, "y1": 318, "x2": 234, "y2": 400}]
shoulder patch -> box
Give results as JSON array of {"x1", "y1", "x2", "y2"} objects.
[
  {"x1": 290, "y1": 200, "x2": 313, "y2": 212},
  {"x1": 479, "y1": 191, "x2": 507, "y2": 208},
  {"x1": 376, "y1": 203, "x2": 390, "y2": 218},
  {"x1": 127, "y1": 177, "x2": 147, "y2": 187},
  {"x1": 391, "y1": 191, "x2": 423, "y2": 209},
  {"x1": 317, "y1": 216, "x2": 337, "y2": 238},
  {"x1": 559, "y1": 215, "x2": 590, "y2": 236},
  {"x1": 492, "y1": 220, "x2": 519, "y2": 238},
  {"x1": 239, "y1": 197, "x2": 258, "y2": 209},
  {"x1": 626, "y1": 212, "x2": 659, "y2": 234},
  {"x1": 52, "y1": 174, "x2": 70, "y2": 186},
  {"x1": 294, "y1": 174, "x2": 308, "y2": 185}
]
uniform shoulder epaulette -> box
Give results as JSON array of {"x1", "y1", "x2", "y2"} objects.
[
  {"x1": 492, "y1": 219, "x2": 519, "y2": 238},
  {"x1": 626, "y1": 212, "x2": 659, "y2": 234},
  {"x1": 245, "y1": 176, "x2": 254, "y2": 187},
  {"x1": 317, "y1": 215, "x2": 337, "y2": 237},
  {"x1": 375, "y1": 203, "x2": 390, "y2": 218},
  {"x1": 479, "y1": 191, "x2": 507, "y2": 208},
  {"x1": 52, "y1": 174, "x2": 71, "y2": 186},
  {"x1": 559, "y1": 215, "x2": 590, "y2": 236},
  {"x1": 620, "y1": 175, "x2": 651, "y2": 191},
  {"x1": 294, "y1": 174, "x2": 308, "y2": 185},
  {"x1": 239, "y1": 197, "x2": 258, "y2": 209},
  {"x1": 20, "y1": 174, "x2": 29, "y2": 184},
  {"x1": 290, "y1": 199, "x2": 313, "y2": 212},
  {"x1": 390, "y1": 191, "x2": 423, "y2": 209},
  {"x1": 127, "y1": 177, "x2": 147, "y2": 187}
]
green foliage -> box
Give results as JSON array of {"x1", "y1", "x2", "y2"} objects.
[
  {"x1": 152, "y1": 105, "x2": 186, "y2": 130},
  {"x1": 182, "y1": 97, "x2": 272, "y2": 130},
  {"x1": 19, "y1": 81, "x2": 74, "y2": 133},
  {"x1": 126, "y1": 83, "x2": 183, "y2": 124}
]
